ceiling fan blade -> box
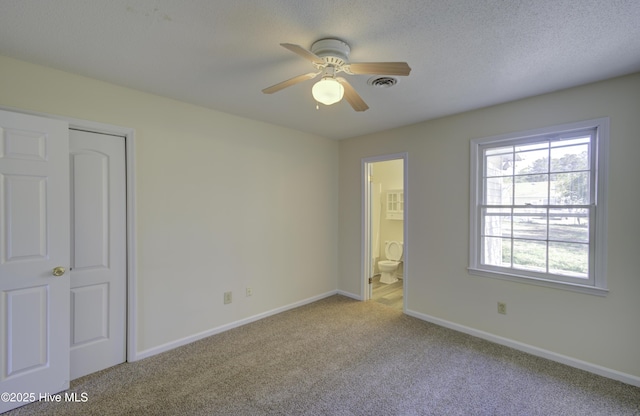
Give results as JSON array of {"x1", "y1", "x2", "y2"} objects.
[
  {"x1": 262, "y1": 71, "x2": 321, "y2": 94},
  {"x1": 336, "y1": 77, "x2": 369, "y2": 112},
  {"x1": 347, "y1": 62, "x2": 411, "y2": 76},
  {"x1": 280, "y1": 43, "x2": 325, "y2": 65}
]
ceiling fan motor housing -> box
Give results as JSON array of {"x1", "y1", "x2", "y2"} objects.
[{"x1": 311, "y1": 39, "x2": 351, "y2": 68}]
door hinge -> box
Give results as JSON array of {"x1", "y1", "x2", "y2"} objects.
[{"x1": 368, "y1": 277, "x2": 373, "y2": 284}]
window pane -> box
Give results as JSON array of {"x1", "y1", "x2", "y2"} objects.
[
  {"x1": 549, "y1": 242, "x2": 588, "y2": 278},
  {"x1": 551, "y1": 136, "x2": 590, "y2": 148},
  {"x1": 550, "y1": 144, "x2": 589, "y2": 172},
  {"x1": 482, "y1": 237, "x2": 510, "y2": 267},
  {"x1": 515, "y1": 145, "x2": 549, "y2": 176},
  {"x1": 550, "y1": 172, "x2": 590, "y2": 205},
  {"x1": 483, "y1": 208, "x2": 511, "y2": 237},
  {"x1": 514, "y1": 178, "x2": 548, "y2": 205},
  {"x1": 485, "y1": 145, "x2": 513, "y2": 156},
  {"x1": 512, "y1": 208, "x2": 547, "y2": 240},
  {"x1": 486, "y1": 154, "x2": 513, "y2": 177},
  {"x1": 549, "y1": 209, "x2": 589, "y2": 243},
  {"x1": 513, "y1": 240, "x2": 547, "y2": 272},
  {"x1": 515, "y1": 141, "x2": 549, "y2": 153},
  {"x1": 484, "y1": 176, "x2": 512, "y2": 205}
]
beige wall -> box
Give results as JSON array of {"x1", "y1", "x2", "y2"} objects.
[
  {"x1": 339, "y1": 73, "x2": 640, "y2": 379},
  {"x1": 0, "y1": 55, "x2": 339, "y2": 353}
]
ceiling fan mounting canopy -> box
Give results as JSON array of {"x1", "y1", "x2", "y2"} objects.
[{"x1": 310, "y1": 38, "x2": 351, "y2": 69}]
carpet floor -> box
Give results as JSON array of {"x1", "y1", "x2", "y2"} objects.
[{"x1": 7, "y1": 295, "x2": 640, "y2": 415}]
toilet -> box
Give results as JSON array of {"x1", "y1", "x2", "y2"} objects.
[{"x1": 378, "y1": 240, "x2": 403, "y2": 284}]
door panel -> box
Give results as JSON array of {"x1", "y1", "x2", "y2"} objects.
[
  {"x1": 71, "y1": 150, "x2": 109, "y2": 270},
  {"x1": 69, "y1": 129, "x2": 126, "y2": 380},
  {"x1": 5, "y1": 286, "x2": 48, "y2": 376},
  {"x1": 0, "y1": 110, "x2": 70, "y2": 413},
  {"x1": 3, "y1": 175, "x2": 47, "y2": 261},
  {"x1": 71, "y1": 284, "x2": 109, "y2": 345}
]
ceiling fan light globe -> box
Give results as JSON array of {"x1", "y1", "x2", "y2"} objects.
[{"x1": 312, "y1": 78, "x2": 344, "y2": 105}]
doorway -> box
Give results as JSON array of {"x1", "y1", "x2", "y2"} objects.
[{"x1": 362, "y1": 153, "x2": 407, "y2": 311}]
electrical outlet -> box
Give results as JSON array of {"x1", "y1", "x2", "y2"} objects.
[
  {"x1": 224, "y1": 291, "x2": 232, "y2": 304},
  {"x1": 497, "y1": 302, "x2": 507, "y2": 315},
  {"x1": 246, "y1": 287, "x2": 253, "y2": 297}
]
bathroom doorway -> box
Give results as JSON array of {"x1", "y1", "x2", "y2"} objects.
[{"x1": 362, "y1": 153, "x2": 407, "y2": 312}]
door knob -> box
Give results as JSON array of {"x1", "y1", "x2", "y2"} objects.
[{"x1": 52, "y1": 266, "x2": 66, "y2": 277}]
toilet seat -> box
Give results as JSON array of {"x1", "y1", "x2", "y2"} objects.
[{"x1": 385, "y1": 241, "x2": 403, "y2": 261}]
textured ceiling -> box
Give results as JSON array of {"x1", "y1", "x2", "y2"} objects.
[{"x1": 1, "y1": 1, "x2": 639, "y2": 139}]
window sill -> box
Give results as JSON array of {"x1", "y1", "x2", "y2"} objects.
[{"x1": 467, "y1": 267, "x2": 608, "y2": 296}]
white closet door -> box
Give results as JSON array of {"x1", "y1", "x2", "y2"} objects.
[
  {"x1": 0, "y1": 110, "x2": 70, "y2": 413},
  {"x1": 69, "y1": 129, "x2": 126, "y2": 380}
]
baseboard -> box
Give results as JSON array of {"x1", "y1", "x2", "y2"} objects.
[
  {"x1": 405, "y1": 309, "x2": 640, "y2": 388},
  {"x1": 133, "y1": 290, "x2": 338, "y2": 361},
  {"x1": 336, "y1": 290, "x2": 362, "y2": 301}
]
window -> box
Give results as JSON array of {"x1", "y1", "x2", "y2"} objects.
[{"x1": 469, "y1": 118, "x2": 609, "y2": 294}]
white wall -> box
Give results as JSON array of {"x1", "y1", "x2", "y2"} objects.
[
  {"x1": 0, "y1": 55, "x2": 339, "y2": 354},
  {"x1": 339, "y1": 73, "x2": 640, "y2": 381}
]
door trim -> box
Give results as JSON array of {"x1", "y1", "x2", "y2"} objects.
[
  {"x1": 0, "y1": 105, "x2": 139, "y2": 363},
  {"x1": 361, "y1": 153, "x2": 408, "y2": 310}
]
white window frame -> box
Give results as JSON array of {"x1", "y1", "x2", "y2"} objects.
[{"x1": 469, "y1": 118, "x2": 609, "y2": 295}]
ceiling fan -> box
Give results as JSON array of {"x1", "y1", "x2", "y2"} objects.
[{"x1": 262, "y1": 38, "x2": 411, "y2": 112}]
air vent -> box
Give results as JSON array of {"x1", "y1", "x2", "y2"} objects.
[{"x1": 367, "y1": 76, "x2": 398, "y2": 88}]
